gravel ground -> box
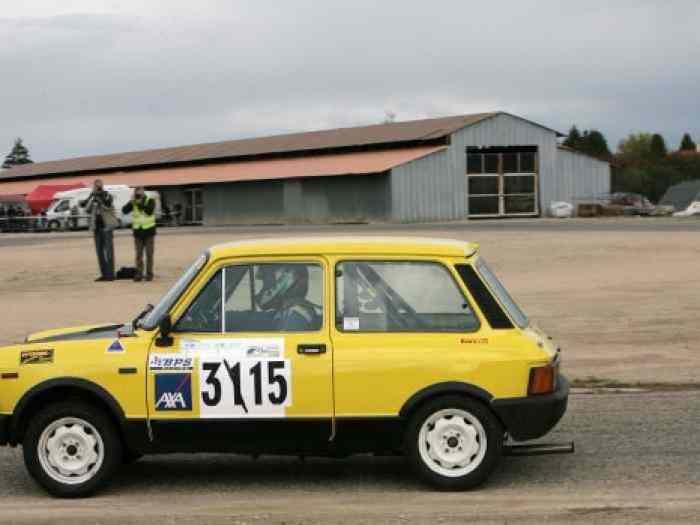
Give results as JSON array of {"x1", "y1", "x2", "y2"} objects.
[{"x1": 0, "y1": 390, "x2": 698, "y2": 523}]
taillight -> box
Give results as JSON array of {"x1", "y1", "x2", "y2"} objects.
[{"x1": 528, "y1": 362, "x2": 557, "y2": 395}]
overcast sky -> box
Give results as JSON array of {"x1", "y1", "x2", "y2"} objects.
[{"x1": 1, "y1": 1, "x2": 698, "y2": 162}]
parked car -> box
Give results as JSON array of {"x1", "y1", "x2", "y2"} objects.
[
  {"x1": 608, "y1": 192, "x2": 655, "y2": 216},
  {"x1": 0, "y1": 237, "x2": 569, "y2": 497}
]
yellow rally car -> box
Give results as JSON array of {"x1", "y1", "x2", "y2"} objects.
[{"x1": 0, "y1": 237, "x2": 570, "y2": 497}]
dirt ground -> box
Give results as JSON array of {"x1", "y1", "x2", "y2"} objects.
[
  {"x1": 1, "y1": 390, "x2": 699, "y2": 523},
  {"x1": 2, "y1": 219, "x2": 699, "y2": 384}
]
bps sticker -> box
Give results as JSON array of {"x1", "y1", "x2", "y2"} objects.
[
  {"x1": 20, "y1": 349, "x2": 54, "y2": 365},
  {"x1": 155, "y1": 373, "x2": 192, "y2": 411},
  {"x1": 149, "y1": 354, "x2": 194, "y2": 371}
]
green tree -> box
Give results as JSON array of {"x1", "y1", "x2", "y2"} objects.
[
  {"x1": 2, "y1": 138, "x2": 33, "y2": 169},
  {"x1": 649, "y1": 134, "x2": 667, "y2": 159},
  {"x1": 563, "y1": 125, "x2": 582, "y2": 148},
  {"x1": 679, "y1": 133, "x2": 696, "y2": 152},
  {"x1": 579, "y1": 129, "x2": 611, "y2": 158},
  {"x1": 618, "y1": 133, "x2": 653, "y2": 160}
]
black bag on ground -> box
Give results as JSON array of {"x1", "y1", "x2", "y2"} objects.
[{"x1": 116, "y1": 267, "x2": 137, "y2": 280}]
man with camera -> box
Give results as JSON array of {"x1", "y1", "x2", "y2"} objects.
[
  {"x1": 122, "y1": 186, "x2": 157, "y2": 282},
  {"x1": 79, "y1": 179, "x2": 118, "y2": 281}
]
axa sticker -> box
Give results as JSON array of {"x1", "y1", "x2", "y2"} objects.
[
  {"x1": 155, "y1": 373, "x2": 192, "y2": 411},
  {"x1": 149, "y1": 353, "x2": 194, "y2": 371},
  {"x1": 106, "y1": 339, "x2": 125, "y2": 353},
  {"x1": 181, "y1": 338, "x2": 290, "y2": 419}
]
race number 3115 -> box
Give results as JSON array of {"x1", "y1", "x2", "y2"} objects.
[{"x1": 199, "y1": 358, "x2": 292, "y2": 418}]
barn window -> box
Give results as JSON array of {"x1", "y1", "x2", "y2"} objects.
[{"x1": 466, "y1": 147, "x2": 538, "y2": 217}]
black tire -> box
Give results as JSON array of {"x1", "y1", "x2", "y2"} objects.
[
  {"x1": 48, "y1": 220, "x2": 61, "y2": 231},
  {"x1": 22, "y1": 401, "x2": 123, "y2": 498},
  {"x1": 405, "y1": 395, "x2": 503, "y2": 490}
]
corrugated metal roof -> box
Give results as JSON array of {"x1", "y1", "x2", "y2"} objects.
[
  {"x1": 1, "y1": 113, "x2": 495, "y2": 181},
  {"x1": 0, "y1": 145, "x2": 447, "y2": 195}
]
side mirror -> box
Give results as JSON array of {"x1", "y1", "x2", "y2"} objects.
[{"x1": 155, "y1": 314, "x2": 174, "y2": 347}]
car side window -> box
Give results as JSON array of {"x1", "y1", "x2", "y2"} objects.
[
  {"x1": 174, "y1": 270, "x2": 223, "y2": 332},
  {"x1": 335, "y1": 261, "x2": 479, "y2": 332},
  {"x1": 225, "y1": 263, "x2": 323, "y2": 332},
  {"x1": 175, "y1": 262, "x2": 324, "y2": 333}
]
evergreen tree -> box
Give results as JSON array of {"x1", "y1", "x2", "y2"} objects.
[
  {"x1": 2, "y1": 138, "x2": 33, "y2": 169},
  {"x1": 679, "y1": 133, "x2": 696, "y2": 152},
  {"x1": 563, "y1": 125, "x2": 582, "y2": 148},
  {"x1": 649, "y1": 134, "x2": 667, "y2": 159},
  {"x1": 579, "y1": 129, "x2": 611, "y2": 158}
]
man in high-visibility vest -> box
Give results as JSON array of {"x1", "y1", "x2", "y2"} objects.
[{"x1": 122, "y1": 186, "x2": 156, "y2": 282}]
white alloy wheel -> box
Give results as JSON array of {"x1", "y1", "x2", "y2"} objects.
[
  {"x1": 417, "y1": 408, "x2": 487, "y2": 478},
  {"x1": 37, "y1": 417, "x2": 105, "y2": 485}
]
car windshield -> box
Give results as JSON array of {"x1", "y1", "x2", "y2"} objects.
[
  {"x1": 475, "y1": 258, "x2": 529, "y2": 328},
  {"x1": 140, "y1": 252, "x2": 209, "y2": 330}
]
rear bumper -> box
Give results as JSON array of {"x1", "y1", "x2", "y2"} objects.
[
  {"x1": 0, "y1": 414, "x2": 10, "y2": 446},
  {"x1": 491, "y1": 375, "x2": 569, "y2": 441}
]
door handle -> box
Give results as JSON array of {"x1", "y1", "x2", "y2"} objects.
[{"x1": 297, "y1": 344, "x2": 326, "y2": 355}]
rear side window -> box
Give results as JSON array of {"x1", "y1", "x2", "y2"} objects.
[
  {"x1": 454, "y1": 264, "x2": 514, "y2": 329},
  {"x1": 335, "y1": 261, "x2": 479, "y2": 332}
]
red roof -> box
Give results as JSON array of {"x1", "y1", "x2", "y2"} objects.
[
  {"x1": 0, "y1": 146, "x2": 446, "y2": 195},
  {"x1": 0, "y1": 114, "x2": 495, "y2": 180},
  {"x1": 25, "y1": 183, "x2": 86, "y2": 214}
]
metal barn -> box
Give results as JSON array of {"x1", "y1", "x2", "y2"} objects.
[{"x1": 0, "y1": 112, "x2": 610, "y2": 224}]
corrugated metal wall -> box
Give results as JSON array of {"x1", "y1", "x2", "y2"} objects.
[
  {"x1": 390, "y1": 149, "x2": 456, "y2": 222},
  {"x1": 554, "y1": 148, "x2": 611, "y2": 207},
  {"x1": 389, "y1": 113, "x2": 610, "y2": 220},
  {"x1": 204, "y1": 174, "x2": 390, "y2": 225}
]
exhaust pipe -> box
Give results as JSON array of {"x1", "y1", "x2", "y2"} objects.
[{"x1": 504, "y1": 441, "x2": 575, "y2": 456}]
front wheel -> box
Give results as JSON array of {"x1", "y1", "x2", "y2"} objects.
[
  {"x1": 23, "y1": 402, "x2": 122, "y2": 498},
  {"x1": 405, "y1": 396, "x2": 503, "y2": 490}
]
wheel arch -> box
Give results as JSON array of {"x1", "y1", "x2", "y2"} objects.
[
  {"x1": 399, "y1": 381, "x2": 495, "y2": 421},
  {"x1": 9, "y1": 378, "x2": 127, "y2": 446}
]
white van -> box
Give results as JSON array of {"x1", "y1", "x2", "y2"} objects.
[{"x1": 45, "y1": 185, "x2": 161, "y2": 230}]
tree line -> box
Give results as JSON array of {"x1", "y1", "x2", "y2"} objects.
[{"x1": 563, "y1": 126, "x2": 699, "y2": 203}]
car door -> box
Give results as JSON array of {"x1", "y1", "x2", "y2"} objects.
[
  {"x1": 146, "y1": 256, "x2": 334, "y2": 453},
  {"x1": 328, "y1": 256, "x2": 486, "y2": 448}
]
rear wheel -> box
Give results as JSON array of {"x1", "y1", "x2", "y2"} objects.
[
  {"x1": 405, "y1": 396, "x2": 503, "y2": 490},
  {"x1": 23, "y1": 402, "x2": 122, "y2": 498}
]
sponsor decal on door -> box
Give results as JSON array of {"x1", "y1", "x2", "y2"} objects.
[
  {"x1": 155, "y1": 373, "x2": 193, "y2": 411},
  {"x1": 181, "y1": 338, "x2": 291, "y2": 418}
]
